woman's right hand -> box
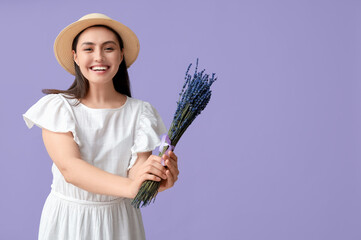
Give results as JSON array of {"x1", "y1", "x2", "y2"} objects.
[{"x1": 127, "y1": 152, "x2": 167, "y2": 198}]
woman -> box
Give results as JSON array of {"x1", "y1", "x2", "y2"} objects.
[{"x1": 23, "y1": 13, "x2": 179, "y2": 240}]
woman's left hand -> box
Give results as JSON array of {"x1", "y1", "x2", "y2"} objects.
[{"x1": 158, "y1": 151, "x2": 179, "y2": 192}]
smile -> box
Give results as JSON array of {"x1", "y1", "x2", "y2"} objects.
[{"x1": 90, "y1": 66, "x2": 109, "y2": 71}]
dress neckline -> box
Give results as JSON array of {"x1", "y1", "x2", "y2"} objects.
[{"x1": 78, "y1": 96, "x2": 129, "y2": 111}]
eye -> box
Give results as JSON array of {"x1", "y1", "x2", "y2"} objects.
[
  {"x1": 105, "y1": 47, "x2": 114, "y2": 51},
  {"x1": 84, "y1": 48, "x2": 93, "y2": 52}
]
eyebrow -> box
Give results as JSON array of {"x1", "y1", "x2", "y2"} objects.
[{"x1": 81, "y1": 41, "x2": 118, "y2": 46}]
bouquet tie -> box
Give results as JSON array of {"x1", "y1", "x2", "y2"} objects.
[{"x1": 158, "y1": 134, "x2": 175, "y2": 166}]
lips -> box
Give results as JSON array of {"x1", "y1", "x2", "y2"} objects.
[{"x1": 90, "y1": 65, "x2": 109, "y2": 71}]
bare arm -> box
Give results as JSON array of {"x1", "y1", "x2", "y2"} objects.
[{"x1": 42, "y1": 129, "x2": 162, "y2": 199}]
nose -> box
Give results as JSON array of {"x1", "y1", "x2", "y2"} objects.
[{"x1": 94, "y1": 48, "x2": 104, "y2": 62}]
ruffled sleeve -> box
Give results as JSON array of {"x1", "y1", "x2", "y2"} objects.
[
  {"x1": 128, "y1": 101, "x2": 167, "y2": 170},
  {"x1": 22, "y1": 94, "x2": 80, "y2": 145}
]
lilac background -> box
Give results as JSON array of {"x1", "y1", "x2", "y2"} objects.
[{"x1": 1, "y1": 0, "x2": 361, "y2": 239}]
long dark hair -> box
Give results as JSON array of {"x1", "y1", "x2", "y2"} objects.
[{"x1": 42, "y1": 25, "x2": 132, "y2": 102}]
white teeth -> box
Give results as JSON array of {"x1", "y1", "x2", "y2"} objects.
[{"x1": 92, "y1": 66, "x2": 108, "y2": 71}]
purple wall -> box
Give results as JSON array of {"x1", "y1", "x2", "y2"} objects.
[{"x1": 1, "y1": 0, "x2": 361, "y2": 239}]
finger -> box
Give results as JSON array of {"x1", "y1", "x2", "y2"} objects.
[
  {"x1": 147, "y1": 155, "x2": 167, "y2": 171},
  {"x1": 148, "y1": 160, "x2": 167, "y2": 172},
  {"x1": 165, "y1": 169, "x2": 175, "y2": 187},
  {"x1": 167, "y1": 152, "x2": 178, "y2": 170},
  {"x1": 162, "y1": 154, "x2": 170, "y2": 168},
  {"x1": 142, "y1": 161, "x2": 166, "y2": 176},
  {"x1": 144, "y1": 165, "x2": 167, "y2": 179},
  {"x1": 163, "y1": 153, "x2": 178, "y2": 169},
  {"x1": 138, "y1": 173, "x2": 162, "y2": 185},
  {"x1": 165, "y1": 159, "x2": 179, "y2": 181},
  {"x1": 147, "y1": 155, "x2": 164, "y2": 164},
  {"x1": 168, "y1": 151, "x2": 178, "y2": 162},
  {"x1": 162, "y1": 153, "x2": 169, "y2": 161},
  {"x1": 143, "y1": 173, "x2": 162, "y2": 182}
]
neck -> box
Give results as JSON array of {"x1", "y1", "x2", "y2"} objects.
[{"x1": 81, "y1": 81, "x2": 126, "y2": 109}]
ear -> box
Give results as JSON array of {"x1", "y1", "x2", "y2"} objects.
[
  {"x1": 72, "y1": 50, "x2": 79, "y2": 66},
  {"x1": 120, "y1": 50, "x2": 124, "y2": 63}
]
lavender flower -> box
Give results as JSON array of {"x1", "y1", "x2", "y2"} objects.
[{"x1": 131, "y1": 59, "x2": 217, "y2": 208}]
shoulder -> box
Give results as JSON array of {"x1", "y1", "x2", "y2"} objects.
[
  {"x1": 35, "y1": 93, "x2": 74, "y2": 104},
  {"x1": 126, "y1": 96, "x2": 145, "y2": 106},
  {"x1": 23, "y1": 93, "x2": 80, "y2": 144},
  {"x1": 28, "y1": 94, "x2": 63, "y2": 109},
  {"x1": 126, "y1": 96, "x2": 154, "y2": 112},
  {"x1": 126, "y1": 96, "x2": 157, "y2": 110},
  {"x1": 126, "y1": 97, "x2": 164, "y2": 125},
  {"x1": 36, "y1": 93, "x2": 60, "y2": 102},
  {"x1": 25, "y1": 93, "x2": 76, "y2": 116}
]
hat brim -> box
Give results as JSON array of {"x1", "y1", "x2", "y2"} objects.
[{"x1": 54, "y1": 17, "x2": 139, "y2": 75}]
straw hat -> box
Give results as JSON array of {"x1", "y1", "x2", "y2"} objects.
[{"x1": 54, "y1": 13, "x2": 140, "y2": 75}]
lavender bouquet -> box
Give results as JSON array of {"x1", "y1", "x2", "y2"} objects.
[{"x1": 131, "y1": 59, "x2": 217, "y2": 208}]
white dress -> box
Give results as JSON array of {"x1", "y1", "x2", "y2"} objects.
[{"x1": 23, "y1": 93, "x2": 167, "y2": 240}]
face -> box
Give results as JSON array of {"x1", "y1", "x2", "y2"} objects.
[{"x1": 73, "y1": 26, "x2": 123, "y2": 85}]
